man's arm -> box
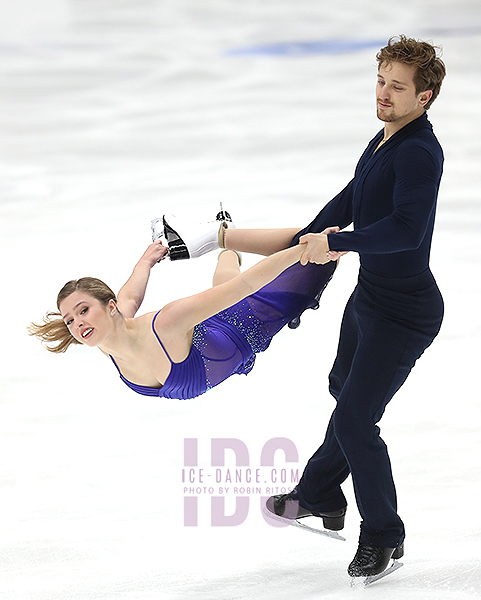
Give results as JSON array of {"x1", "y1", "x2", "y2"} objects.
[
  {"x1": 327, "y1": 144, "x2": 442, "y2": 255},
  {"x1": 301, "y1": 142, "x2": 442, "y2": 262},
  {"x1": 291, "y1": 180, "x2": 355, "y2": 247},
  {"x1": 117, "y1": 241, "x2": 168, "y2": 318}
]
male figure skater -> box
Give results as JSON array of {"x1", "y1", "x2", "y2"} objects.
[
  {"x1": 266, "y1": 35, "x2": 446, "y2": 578},
  {"x1": 158, "y1": 34, "x2": 446, "y2": 580}
]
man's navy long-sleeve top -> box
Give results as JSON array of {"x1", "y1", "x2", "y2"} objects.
[{"x1": 297, "y1": 113, "x2": 444, "y2": 278}]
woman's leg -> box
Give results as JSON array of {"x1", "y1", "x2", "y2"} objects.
[
  {"x1": 212, "y1": 250, "x2": 242, "y2": 287},
  {"x1": 224, "y1": 227, "x2": 301, "y2": 256}
]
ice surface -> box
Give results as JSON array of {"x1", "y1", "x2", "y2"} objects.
[{"x1": 1, "y1": 1, "x2": 480, "y2": 598}]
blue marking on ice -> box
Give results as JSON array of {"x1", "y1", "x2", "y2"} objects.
[
  {"x1": 226, "y1": 39, "x2": 388, "y2": 57},
  {"x1": 226, "y1": 27, "x2": 481, "y2": 57}
]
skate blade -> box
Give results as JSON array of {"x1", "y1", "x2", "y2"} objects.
[
  {"x1": 151, "y1": 218, "x2": 164, "y2": 242},
  {"x1": 292, "y1": 518, "x2": 346, "y2": 541},
  {"x1": 262, "y1": 508, "x2": 346, "y2": 541},
  {"x1": 350, "y1": 559, "x2": 404, "y2": 588}
]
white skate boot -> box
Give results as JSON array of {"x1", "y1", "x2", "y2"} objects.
[{"x1": 152, "y1": 204, "x2": 235, "y2": 261}]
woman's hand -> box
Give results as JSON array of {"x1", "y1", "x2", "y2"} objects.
[
  {"x1": 299, "y1": 227, "x2": 349, "y2": 265},
  {"x1": 326, "y1": 250, "x2": 348, "y2": 260},
  {"x1": 298, "y1": 233, "x2": 330, "y2": 265},
  {"x1": 319, "y1": 226, "x2": 349, "y2": 262},
  {"x1": 140, "y1": 240, "x2": 169, "y2": 267},
  {"x1": 117, "y1": 242, "x2": 169, "y2": 317}
]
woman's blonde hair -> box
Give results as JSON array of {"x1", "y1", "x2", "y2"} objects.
[{"x1": 28, "y1": 277, "x2": 117, "y2": 353}]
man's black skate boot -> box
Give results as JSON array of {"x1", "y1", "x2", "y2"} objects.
[
  {"x1": 265, "y1": 491, "x2": 346, "y2": 531},
  {"x1": 347, "y1": 541, "x2": 404, "y2": 577}
]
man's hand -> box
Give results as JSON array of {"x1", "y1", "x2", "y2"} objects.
[
  {"x1": 299, "y1": 233, "x2": 331, "y2": 265},
  {"x1": 299, "y1": 227, "x2": 348, "y2": 265},
  {"x1": 320, "y1": 227, "x2": 341, "y2": 235}
]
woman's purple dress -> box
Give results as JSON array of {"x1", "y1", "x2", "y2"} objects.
[{"x1": 110, "y1": 261, "x2": 336, "y2": 399}]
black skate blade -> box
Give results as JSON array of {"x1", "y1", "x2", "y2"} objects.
[
  {"x1": 350, "y1": 560, "x2": 404, "y2": 588},
  {"x1": 162, "y1": 217, "x2": 190, "y2": 260},
  {"x1": 262, "y1": 508, "x2": 345, "y2": 541}
]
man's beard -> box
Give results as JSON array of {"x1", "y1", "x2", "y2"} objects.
[{"x1": 377, "y1": 102, "x2": 396, "y2": 122}]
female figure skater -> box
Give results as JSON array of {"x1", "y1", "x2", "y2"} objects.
[{"x1": 29, "y1": 217, "x2": 339, "y2": 400}]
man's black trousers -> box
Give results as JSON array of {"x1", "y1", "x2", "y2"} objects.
[{"x1": 295, "y1": 266, "x2": 444, "y2": 548}]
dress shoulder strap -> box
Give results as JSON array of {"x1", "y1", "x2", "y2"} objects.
[{"x1": 151, "y1": 310, "x2": 173, "y2": 363}]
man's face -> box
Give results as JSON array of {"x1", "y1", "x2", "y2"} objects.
[{"x1": 376, "y1": 61, "x2": 432, "y2": 125}]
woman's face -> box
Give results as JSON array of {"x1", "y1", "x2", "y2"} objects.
[{"x1": 59, "y1": 291, "x2": 113, "y2": 347}]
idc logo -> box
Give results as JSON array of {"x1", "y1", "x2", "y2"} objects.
[{"x1": 182, "y1": 437, "x2": 300, "y2": 527}]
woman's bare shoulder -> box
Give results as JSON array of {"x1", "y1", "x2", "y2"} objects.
[
  {"x1": 130, "y1": 310, "x2": 160, "y2": 325},
  {"x1": 133, "y1": 308, "x2": 181, "y2": 341}
]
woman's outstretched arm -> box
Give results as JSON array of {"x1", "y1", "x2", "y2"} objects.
[
  {"x1": 158, "y1": 241, "x2": 330, "y2": 337},
  {"x1": 117, "y1": 241, "x2": 168, "y2": 317}
]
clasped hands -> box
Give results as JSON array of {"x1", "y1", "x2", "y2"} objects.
[{"x1": 299, "y1": 227, "x2": 347, "y2": 266}]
